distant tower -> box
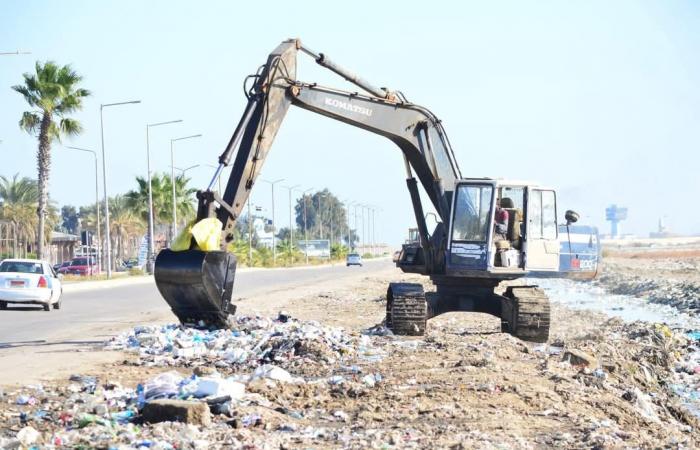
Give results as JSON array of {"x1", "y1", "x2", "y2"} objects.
[{"x1": 605, "y1": 205, "x2": 628, "y2": 238}]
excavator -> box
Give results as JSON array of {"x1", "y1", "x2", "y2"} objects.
[{"x1": 154, "y1": 38, "x2": 594, "y2": 343}]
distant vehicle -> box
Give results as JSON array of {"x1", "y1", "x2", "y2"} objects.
[
  {"x1": 346, "y1": 253, "x2": 363, "y2": 267},
  {"x1": 0, "y1": 259, "x2": 63, "y2": 311},
  {"x1": 59, "y1": 256, "x2": 98, "y2": 276},
  {"x1": 53, "y1": 261, "x2": 71, "y2": 272}
]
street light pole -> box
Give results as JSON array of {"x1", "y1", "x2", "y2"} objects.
[
  {"x1": 353, "y1": 204, "x2": 359, "y2": 251},
  {"x1": 283, "y1": 184, "x2": 300, "y2": 251},
  {"x1": 262, "y1": 178, "x2": 284, "y2": 265},
  {"x1": 169, "y1": 134, "x2": 202, "y2": 241},
  {"x1": 298, "y1": 187, "x2": 313, "y2": 264},
  {"x1": 101, "y1": 100, "x2": 141, "y2": 278},
  {"x1": 65, "y1": 146, "x2": 101, "y2": 271},
  {"x1": 170, "y1": 165, "x2": 200, "y2": 176},
  {"x1": 146, "y1": 119, "x2": 182, "y2": 273},
  {"x1": 345, "y1": 200, "x2": 353, "y2": 249}
]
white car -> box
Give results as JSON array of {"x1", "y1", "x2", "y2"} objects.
[
  {"x1": 0, "y1": 259, "x2": 63, "y2": 311},
  {"x1": 346, "y1": 253, "x2": 363, "y2": 267}
]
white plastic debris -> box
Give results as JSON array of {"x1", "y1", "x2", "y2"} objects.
[
  {"x1": 252, "y1": 364, "x2": 299, "y2": 383},
  {"x1": 17, "y1": 426, "x2": 39, "y2": 446},
  {"x1": 192, "y1": 377, "x2": 245, "y2": 399}
]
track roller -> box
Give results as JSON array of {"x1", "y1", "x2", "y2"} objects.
[
  {"x1": 386, "y1": 282, "x2": 428, "y2": 336},
  {"x1": 501, "y1": 286, "x2": 550, "y2": 343}
]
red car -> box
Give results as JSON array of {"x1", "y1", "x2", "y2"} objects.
[{"x1": 59, "y1": 257, "x2": 99, "y2": 276}]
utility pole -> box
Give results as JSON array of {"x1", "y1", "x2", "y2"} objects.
[
  {"x1": 100, "y1": 100, "x2": 141, "y2": 277},
  {"x1": 317, "y1": 193, "x2": 325, "y2": 239},
  {"x1": 372, "y1": 208, "x2": 377, "y2": 252},
  {"x1": 283, "y1": 184, "x2": 300, "y2": 251},
  {"x1": 247, "y1": 196, "x2": 253, "y2": 265},
  {"x1": 169, "y1": 134, "x2": 202, "y2": 241},
  {"x1": 299, "y1": 187, "x2": 313, "y2": 264},
  {"x1": 345, "y1": 200, "x2": 352, "y2": 249},
  {"x1": 262, "y1": 179, "x2": 284, "y2": 265},
  {"x1": 353, "y1": 204, "x2": 359, "y2": 251},
  {"x1": 65, "y1": 146, "x2": 101, "y2": 272},
  {"x1": 146, "y1": 119, "x2": 182, "y2": 273},
  {"x1": 329, "y1": 201, "x2": 334, "y2": 246}
]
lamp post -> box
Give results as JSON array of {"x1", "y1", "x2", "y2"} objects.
[
  {"x1": 345, "y1": 200, "x2": 353, "y2": 249},
  {"x1": 297, "y1": 187, "x2": 313, "y2": 264},
  {"x1": 169, "y1": 134, "x2": 202, "y2": 241},
  {"x1": 353, "y1": 203, "x2": 360, "y2": 251},
  {"x1": 283, "y1": 184, "x2": 300, "y2": 251},
  {"x1": 170, "y1": 164, "x2": 200, "y2": 175},
  {"x1": 101, "y1": 100, "x2": 141, "y2": 278},
  {"x1": 65, "y1": 146, "x2": 101, "y2": 271},
  {"x1": 317, "y1": 192, "x2": 328, "y2": 240},
  {"x1": 146, "y1": 119, "x2": 182, "y2": 273},
  {"x1": 261, "y1": 178, "x2": 284, "y2": 265}
]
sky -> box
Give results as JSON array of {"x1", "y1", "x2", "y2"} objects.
[{"x1": 1, "y1": 0, "x2": 699, "y2": 246}]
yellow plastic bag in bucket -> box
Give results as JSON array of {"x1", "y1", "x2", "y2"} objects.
[
  {"x1": 191, "y1": 218, "x2": 223, "y2": 251},
  {"x1": 171, "y1": 221, "x2": 196, "y2": 251}
]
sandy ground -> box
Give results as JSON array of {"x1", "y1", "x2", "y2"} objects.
[{"x1": 2, "y1": 258, "x2": 699, "y2": 448}]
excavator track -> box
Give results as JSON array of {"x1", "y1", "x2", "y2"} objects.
[
  {"x1": 386, "y1": 283, "x2": 428, "y2": 336},
  {"x1": 501, "y1": 286, "x2": 550, "y2": 343}
]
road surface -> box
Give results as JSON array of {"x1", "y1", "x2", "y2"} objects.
[{"x1": 0, "y1": 258, "x2": 396, "y2": 385}]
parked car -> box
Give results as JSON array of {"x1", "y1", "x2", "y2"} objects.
[
  {"x1": 0, "y1": 259, "x2": 63, "y2": 311},
  {"x1": 59, "y1": 257, "x2": 98, "y2": 276},
  {"x1": 53, "y1": 260, "x2": 71, "y2": 272},
  {"x1": 346, "y1": 253, "x2": 363, "y2": 267}
]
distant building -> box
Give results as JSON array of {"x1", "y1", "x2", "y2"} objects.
[{"x1": 649, "y1": 216, "x2": 676, "y2": 239}]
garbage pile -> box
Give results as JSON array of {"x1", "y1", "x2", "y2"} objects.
[
  {"x1": 0, "y1": 314, "x2": 391, "y2": 449},
  {"x1": 106, "y1": 313, "x2": 382, "y2": 377},
  {"x1": 594, "y1": 257, "x2": 700, "y2": 314}
]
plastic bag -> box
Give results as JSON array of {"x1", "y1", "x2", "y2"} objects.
[
  {"x1": 191, "y1": 218, "x2": 223, "y2": 251},
  {"x1": 171, "y1": 221, "x2": 195, "y2": 251}
]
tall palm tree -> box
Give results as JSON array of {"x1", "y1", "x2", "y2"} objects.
[{"x1": 12, "y1": 61, "x2": 90, "y2": 259}]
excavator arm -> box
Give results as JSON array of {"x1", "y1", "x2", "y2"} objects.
[{"x1": 154, "y1": 39, "x2": 462, "y2": 328}]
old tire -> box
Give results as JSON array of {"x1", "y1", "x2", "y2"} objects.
[
  {"x1": 501, "y1": 286, "x2": 550, "y2": 343},
  {"x1": 53, "y1": 300, "x2": 61, "y2": 310},
  {"x1": 387, "y1": 283, "x2": 427, "y2": 336},
  {"x1": 0, "y1": 301, "x2": 7, "y2": 310},
  {"x1": 43, "y1": 303, "x2": 51, "y2": 312}
]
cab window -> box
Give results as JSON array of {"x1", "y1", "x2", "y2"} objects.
[
  {"x1": 452, "y1": 184, "x2": 493, "y2": 242},
  {"x1": 529, "y1": 190, "x2": 557, "y2": 240}
]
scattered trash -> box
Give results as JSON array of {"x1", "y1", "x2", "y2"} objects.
[{"x1": 251, "y1": 364, "x2": 299, "y2": 384}]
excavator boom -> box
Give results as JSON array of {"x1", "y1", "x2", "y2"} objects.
[{"x1": 154, "y1": 39, "x2": 462, "y2": 328}]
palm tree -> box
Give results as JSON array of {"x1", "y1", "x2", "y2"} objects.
[
  {"x1": 0, "y1": 174, "x2": 39, "y2": 256},
  {"x1": 12, "y1": 61, "x2": 90, "y2": 259},
  {"x1": 109, "y1": 195, "x2": 145, "y2": 263},
  {"x1": 162, "y1": 173, "x2": 197, "y2": 239}
]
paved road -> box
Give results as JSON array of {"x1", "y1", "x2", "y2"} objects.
[{"x1": 0, "y1": 258, "x2": 394, "y2": 345}]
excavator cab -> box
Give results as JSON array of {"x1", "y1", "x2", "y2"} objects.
[{"x1": 446, "y1": 180, "x2": 560, "y2": 277}]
